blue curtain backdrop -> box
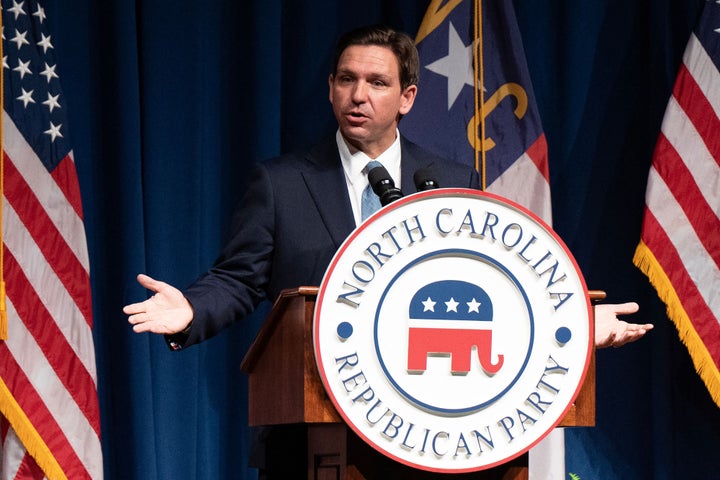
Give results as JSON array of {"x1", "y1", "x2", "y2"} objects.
[{"x1": 40, "y1": 0, "x2": 718, "y2": 478}]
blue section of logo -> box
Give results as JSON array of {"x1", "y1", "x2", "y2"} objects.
[
  {"x1": 409, "y1": 280, "x2": 493, "y2": 321},
  {"x1": 374, "y1": 249, "x2": 535, "y2": 415},
  {"x1": 337, "y1": 322, "x2": 353, "y2": 340},
  {"x1": 555, "y1": 327, "x2": 572, "y2": 344}
]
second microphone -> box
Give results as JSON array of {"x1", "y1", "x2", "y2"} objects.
[{"x1": 367, "y1": 163, "x2": 403, "y2": 206}]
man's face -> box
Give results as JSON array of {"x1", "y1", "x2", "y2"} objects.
[{"x1": 329, "y1": 45, "x2": 417, "y2": 158}]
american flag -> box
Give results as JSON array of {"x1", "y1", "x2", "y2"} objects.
[
  {"x1": 634, "y1": 0, "x2": 720, "y2": 408},
  {"x1": 400, "y1": 1, "x2": 558, "y2": 477},
  {"x1": 400, "y1": 0, "x2": 551, "y2": 224},
  {"x1": 0, "y1": 1, "x2": 103, "y2": 479}
]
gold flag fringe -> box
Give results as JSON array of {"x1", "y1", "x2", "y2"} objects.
[
  {"x1": 634, "y1": 241, "x2": 720, "y2": 408},
  {"x1": 0, "y1": 378, "x2": 68, "y2": 479}
]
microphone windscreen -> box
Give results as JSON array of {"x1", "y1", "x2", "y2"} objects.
[
  {"x1": 367, "y1": 164, "x2": 403, "y2": 206},
  {"x1": 414, "y1": 168, "x2": 440, "y2": 191},
  {"x1": 368, "y1": 164, "x2": 393, "y2": 187}
]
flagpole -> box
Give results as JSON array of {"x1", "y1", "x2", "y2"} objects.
[
  {"x1": 0, "y1": 9, "x2": 6, "y2": 340},
  {"x1": 473, "y1": 0, "x2": 487, "y2": 190}
]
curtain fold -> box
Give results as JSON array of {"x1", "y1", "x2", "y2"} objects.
[{"x1": 37, "y1": 1, "x2": 718, "y2": 478}]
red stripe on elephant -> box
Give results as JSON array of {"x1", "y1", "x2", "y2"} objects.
[{"x1": 407, "y1": 328, "x2": 504, "y2": 374}]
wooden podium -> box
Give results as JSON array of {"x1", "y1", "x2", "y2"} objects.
[{"x1": 241, "y1": 287, "x2": 598, "y2": 479}]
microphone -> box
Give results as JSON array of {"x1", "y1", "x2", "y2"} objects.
[
  {"x1": 368, "y1": 164, "x2": 403, "y2": 206},
  {"x1": 414, "y1": 168, "x2": 440, "y2": 191}
]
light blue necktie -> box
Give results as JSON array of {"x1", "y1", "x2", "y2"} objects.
[{"x1": 361, "y1": 160, "x2": 383, "y2": 221}]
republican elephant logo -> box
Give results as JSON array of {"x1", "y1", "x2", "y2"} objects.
[{"x1": 407, "y1": 280, "x2": 504, "y2": 375}]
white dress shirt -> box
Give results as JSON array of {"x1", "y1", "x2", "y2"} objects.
[{"x1": 336, "y1": 129, "x2": 402, "y2": 227}]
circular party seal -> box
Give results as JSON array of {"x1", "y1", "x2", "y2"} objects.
[{"x1": 313, "y1": 188, "x2": 592, "y2": 473}]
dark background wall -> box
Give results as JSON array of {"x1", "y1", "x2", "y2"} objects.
[{"x1": 40, "y1": 0, "x2": 718, "y2": 478}]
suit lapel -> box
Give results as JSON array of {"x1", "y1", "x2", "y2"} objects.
[
  {"x1": 301, "y1": 135, "x2": 440, "y2": 248},
  {"x1": 301, "y1": 139, "x2": 356, "y2": 248},
  {"x1": 401, "y1": 156, "x2": 419, "y2": 194},
  {"x1": 400, "y1": 136, "x2": 436, "y2": 194}
]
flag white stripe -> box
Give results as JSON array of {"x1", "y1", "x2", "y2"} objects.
[
  {"x1": 3, "y1": 201, "x2": 98, "y2": 381},
  {"x1": 661, "y1": 98, "x2": 720, "y2": 217},
  {"x1": 489, "y1": 157, "x2": 557, "y2": 480},
  {"x1": 2, "y1": 112, "x2": 90, "y2": 272},
  {"x1": 646, "y1": 167, "x2": 720, "y2": 315},
  {"x1": 487, "y1": 154, "x2": 553, "y2": 225},
  {"x1": 408, "y1": 319, "x2": 498, "y2": 329},
  {"x1": 5, "y1": 298, "x2": 103, "y2": 479},
  {"x1": 529, "y1": 429, "x2": 565, "y2": 480},
  {"x1": 685, "y1": 33, "x2": 720, "y2": 119},
  {"x1": 1, "y1": 425, "x2": 25, "y2": 480}
]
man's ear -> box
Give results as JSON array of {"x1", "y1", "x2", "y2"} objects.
[{"x1": 399, "y1": 84, "x2": 418, "y2": 115}]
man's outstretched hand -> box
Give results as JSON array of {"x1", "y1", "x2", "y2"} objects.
[
  {"x1": 124, "y1": 275, "x2": 653, "y2": 347},
  {"x1": 595, "y1": 302, "x2": 653, "y2": 348},
  {"x1": 124, "y1": 274, "x2": 194, "y2": 335}
]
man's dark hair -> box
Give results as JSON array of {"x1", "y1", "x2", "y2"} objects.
[{"x1": 332, "y1": 25, "x2": 419, "y2": 90}]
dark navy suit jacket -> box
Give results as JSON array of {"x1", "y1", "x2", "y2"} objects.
[{"x1": 173, "y1": 136, "x2": 479, "y2": 348}]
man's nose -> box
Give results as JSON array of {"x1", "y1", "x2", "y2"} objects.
[{"x1": 351, "y1": 81, "x2": 368, "y2": 103}]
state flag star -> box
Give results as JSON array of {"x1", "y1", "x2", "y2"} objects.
[
  {"x1": 467, "y1": 298, "x2": 482, "y2": 313},
  {"x1": 424, "y1": 21, "x2": 476, "y2": 110},
  {"x1": 421, "y1": 297, "x2": 436, "y2": 312},
  {"x1": 445, "y1": 297, "x2": 459, "y2": 312}
]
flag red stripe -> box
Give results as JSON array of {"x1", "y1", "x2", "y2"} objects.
[
  {"x1": 0, "y1": 344, "x2": 90, "y2": 480},
  {"x1": 674, "y1": 64, "x2": 720, "y2": 167},
  {"x1": 652, "y1": 135, "x2": 720, "y2": 269},
  {"x1": 640, "y1": 209, "x2": 720, "y2": 362},
  {"x1": 3, "y1": 154, "x2": 92, "y2": 324},
  {"x1": 4, "y1": 249, "x2": 101, "y2": 435},
  {"x1": 525, "y1": 133, "x2": 550, "y2": 182},
  {"x1": 15, "y1": 451, "x2": 46, "y2": 480},
  {"x1": 50, "y1": 154, "x2": 85, "y2": 220}
]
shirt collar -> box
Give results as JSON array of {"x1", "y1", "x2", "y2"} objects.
[{"x1": 336, "y1": 129, "x2": 402, "y2": 188}]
